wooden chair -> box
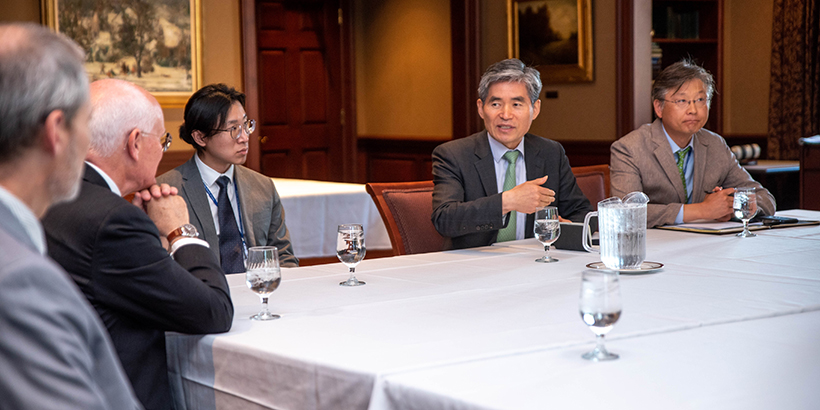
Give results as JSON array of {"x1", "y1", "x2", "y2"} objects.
[
  {"x1": 799, "y1": 136, "x2": 820, "y2": 210},
  {"x1": 365, "y1": 181, "x2": 449, "y2": 256},
  {"x1": 571, "y1": 164, "x2": 611, "y2": 210}
]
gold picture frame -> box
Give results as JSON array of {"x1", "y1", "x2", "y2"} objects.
[
  {"x1": 41, "y1": 0, "x2": 203, "y2": 108},
  {"x1": 507, "y1": 0, "x2": 593, "y2": 83}
]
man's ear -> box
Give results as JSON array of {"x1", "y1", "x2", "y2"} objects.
[
  {"x1": 192, "y1": 130, "x2": 207, "y2": 148},
  {"x1": 125, "y1": 129, "x2": 141, "y2": 161},
  {"x1": 476, "y1": 99, "x2": 485, "y2": 120},
  {"x1": 653, "y1": 99, "x2": 664, "y2": 119},
  {"x1": 40, "y1": 110, "x2": 67, "y2": 157},
  {"x1": 531, "y1": 99, "x2": 541, "y2": 120}
]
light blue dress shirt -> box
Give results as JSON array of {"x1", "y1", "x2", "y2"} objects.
[
  {"x1": 488, "y1": 136, "x2": 526, "y2": 240},
  {"x1": 661, "y1": 125, "x2": 694, "y2": 224}
]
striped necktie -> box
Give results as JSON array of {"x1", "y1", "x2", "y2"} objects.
[{"x1": 496, "y1": 150, "x2": 520, "y2": 242}]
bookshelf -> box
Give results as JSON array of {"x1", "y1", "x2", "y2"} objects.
[{"x1": 651, "y1": 0, "x2": 723, "y2": 133}]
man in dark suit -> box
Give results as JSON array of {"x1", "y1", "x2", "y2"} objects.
[
  {"x1": 157, "y1": 84, "x2": 297, "y2": 270},
  {"x1": 432, "y1": 58, "x2": 591, "y2": 249},
  {"x1": 0, "y1": 23, "x2": 141, "y2": 409},
  {"x1": 42, "y1": 79, "x2": 234, "y2": 410},
  {"x1": 610, "y1": 60, "x2": 775, "y2": 227}
]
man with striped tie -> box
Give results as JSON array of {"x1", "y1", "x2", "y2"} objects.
[{"x1": 432, "y1": 58, "x2": 591, "y2": 250}]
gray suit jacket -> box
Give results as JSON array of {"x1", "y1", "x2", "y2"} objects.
[
  {"x1": 432, "y1": 131, "x2": 591, "y2": 249},
  {"x1": 0, "y1": 201, "x2": 141, "y2": 409},
  {"x1": 610, "y1": 119, "x2": 776, "y2": 227},
  {"x1": 157, "y1": 155, "x2": 298, "y2": 267}
]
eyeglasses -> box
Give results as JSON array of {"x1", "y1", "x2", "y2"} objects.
[
  {"x1": 662, "y1": 97, "x2": 709, "y2": 110},
  {"x1": 213, "y1": 118, "x2": 256, "y2": 140},
  {"x1": 143, "y1": 131, "x2": 172, "y2": 152}
]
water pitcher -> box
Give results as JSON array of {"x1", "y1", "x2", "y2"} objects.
[{"x1": 583, "y1": 192, "x2": 649, "y2": 270}]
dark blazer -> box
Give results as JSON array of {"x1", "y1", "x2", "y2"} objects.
[
  {"x1": 432, "y1": 131, "x2": 591, "y2": 249},
  {"x1": 0, "y1": 201, "x2": 141, "y2": 410},
  {"x1": 42, "y1": 165, "x2": 234, "y2": 410},
  {"x1": 157, "y1": 155, "x2": 298, "y2": 267},
  {"x1": 611, "y1": 119, "x2": 776, "y2": 227}
]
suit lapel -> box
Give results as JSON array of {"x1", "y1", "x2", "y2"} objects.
[
  {"x1": 179, "y1": 157, "x2": 220, "y2": 254},
  {"x1": 650, "y1": 120, "x2": 688, "y2": 203},
  {"x1": 689, "y1": 131, "x2": 709, "y2": 204},
  {"x1": 233, "y1": 166, "x2": 257, "y2": 247},
  {"x1": 473, "y1": 131, "x2": 499, "y2": 196}
]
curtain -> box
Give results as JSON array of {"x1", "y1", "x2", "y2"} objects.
[{"x1": 768, "y1": 0, "x2": 820, "y2": 160}]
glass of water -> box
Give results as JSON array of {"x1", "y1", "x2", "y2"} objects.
[
  {"x1": 580, "y1": 269, "x2": 622, "y2": 361},
  {"x1": 733, "y1": 187, "x2": 758, "y2": 238},
  {"x1": 246, "y1": 246, "x2": 281, "y2": 321},
  {"x1": 534, "y1": 206, "x2": 560, "y2": 263},
  {"x1": 337, "y1": 224, "x2": 366, "y2": 286}
]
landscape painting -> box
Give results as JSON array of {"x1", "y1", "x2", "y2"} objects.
[
  {"x1": 43, "y1": 0, "x2": 201, "y2": 107},
  {"x1": 508, "y1": 0, "x2": 593, "y2": 83}
]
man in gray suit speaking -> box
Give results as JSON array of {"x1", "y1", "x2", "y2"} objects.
[
  {"x1": 432, "y1": 58, "x2": 591, "y2": 249},
  {"x1": 610, "y1": 59, "x2": 775, "y2": 227},
  {"x1": 0, "y1": 23, "x2": 141, "y2": 409}
]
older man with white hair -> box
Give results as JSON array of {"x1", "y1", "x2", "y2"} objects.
[
  {"x1": 0, "y1": 23, "x2": 142, "y2": 409},
  {"x1": 42, "y1": 78, "x2": 234, "y2": 410}
]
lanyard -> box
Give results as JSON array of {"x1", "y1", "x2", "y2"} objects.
[{"x1": 203, "y1": 179, "x2": 247, "y2": 256}]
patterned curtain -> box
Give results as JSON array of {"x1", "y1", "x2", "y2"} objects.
[{"x1": 768, "y1": 0, "x2": 820, "y2": 160}]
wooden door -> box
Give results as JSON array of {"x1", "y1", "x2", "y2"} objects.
[{"x1": 254, "y1": 0, "x2": 342, "y2": 180}]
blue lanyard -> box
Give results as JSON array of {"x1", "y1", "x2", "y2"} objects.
[{"x1": 203, "y1": 178, "x2": 247, "y2": 256}]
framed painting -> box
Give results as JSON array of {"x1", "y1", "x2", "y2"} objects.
[
  {"x1": 41, "y1": 0, "x2": 203, "y2": 108},
  {"x1": 507, "y1": 0, "x2": 593, "y2": 83}
]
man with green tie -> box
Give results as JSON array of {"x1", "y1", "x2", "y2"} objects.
[
  {"x1": 431, "y1": 58, "x2": 591, "y2": 249},
  {"x1": 610, "y1": 59, "x2": 775, "y2": 228}
]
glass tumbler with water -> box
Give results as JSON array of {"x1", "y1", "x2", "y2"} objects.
[
  {"x1": 580, "y1": 269, "x2": 622, "y2": 361},
  {"x1": 534, "y1": 206, "x2": 560, "y2": 263},
  {"x1": 733, "y1": 187, "x2": 758, "y2": 238},
  {"x1": 583, "y1": 192, "x2": 649, "y2": 270},
  {"x1": 337, "y1": 224, "x2": 366, "y2": 286},
  {"x1": 246, "y1": 246, "x2": 281, "y2": 321}
]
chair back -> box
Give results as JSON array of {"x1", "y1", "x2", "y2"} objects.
[
  {"x1": 571, "y1": 164, "x2": 610, "y2": 210},
  {"x1": 365, "y1": 181, "x2": 448, "y2": 255}
]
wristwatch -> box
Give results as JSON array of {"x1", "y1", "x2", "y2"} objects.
[{"x1": 167, "y1": 224, "x2": 199, "y2": 243}]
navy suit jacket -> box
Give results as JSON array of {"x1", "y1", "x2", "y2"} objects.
[
  {"x1": 42, "y1": 165, "x2": 233, "y2": 410},
  {"x1": 432, "y1": 131, "x2": 591, "y2": 249}
]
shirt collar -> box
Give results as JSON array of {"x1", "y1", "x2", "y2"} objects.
[
  {"x1": 194, "y1": 153, "x2": 235, "y2": 187},
  {"x1": 85, "y1": 161, "x2": 121, "y2": 196},
  {"x1": 0, "y1": 184, "x2": 46, "y2": 255},
  {"x1": 662, "y1": 124, "x2": 694, "y2": 153},
  {"x1": 488, "y1": 134, "x2": 525, "y2": 163}
]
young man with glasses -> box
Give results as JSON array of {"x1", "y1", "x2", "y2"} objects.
[
  {"x1": 610, "y1": 59, "x2": 775, "y2": 227},
  {"x1": 157, "y1": 84, "x2": 298, "y2": 271}
]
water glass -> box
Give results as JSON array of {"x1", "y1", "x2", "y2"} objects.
[
  {"x1": 337, "y1": 224, "x2": 366, "y2": 286},
  {"x1": 733, "y1": 187, "x2": 758, "y2": 238},
  {"x1": 534, "y1": 206, "x2": 560, "y2": 263},
  {"x1": 579, "y1": 269, "x2": 622, "y2": 361},
  {"x1": 246, "y1": 246, "x2": 281, "y2": 321}
]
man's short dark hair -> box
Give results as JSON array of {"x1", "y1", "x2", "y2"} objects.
[{"x1": 179, "y1": 84, "x2": 246, "y2": 151}]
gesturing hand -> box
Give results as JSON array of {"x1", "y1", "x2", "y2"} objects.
[{"x1": 502, "y1": 175, "x2": 555, "y2": 215}]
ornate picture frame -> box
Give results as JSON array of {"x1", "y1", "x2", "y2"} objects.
[
  {"x1": 41, "y1": 0, "x2": 203, "y2": 108},
  {"x1": 507, "y1": 0, "x2": 593, "y2": 83}
]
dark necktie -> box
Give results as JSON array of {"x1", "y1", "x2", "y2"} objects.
[{"x1": 216, "y1": 176, "x2": 244, "y2": 273}]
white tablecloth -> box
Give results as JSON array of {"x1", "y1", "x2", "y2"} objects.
[
  {"x1": 272, "y1": 178, "x2": 391, "y2": 258},
  {"x1": 166, "y1": 210, "x2": 820, "y2": 410}
]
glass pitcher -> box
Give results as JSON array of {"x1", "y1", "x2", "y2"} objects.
[{"x1": 583, "y1": 192, "x2": 649, "y2": 270}]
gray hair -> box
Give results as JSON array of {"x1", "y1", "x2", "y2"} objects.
[
  {"x1": 88, "y1": 79, "x2": 163, "y2": 157},
  {"x1": 478, "y1": 58, "x2": 542, "y2": 106},
  {"x1": 0, "y1": 23, "x2": 89, "y2": 163},
  {"x1": 652, "y1": 59, "x2": 715, "y2": 108}
]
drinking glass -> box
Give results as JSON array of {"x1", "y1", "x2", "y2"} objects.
[
  {"x1": 534, "y1": 206, "x2": 560, "y2": 263},
  {"x1": 579, "y1": 269, "x2": 622, "y2": 361},
  {"x1": 337, "y1": 224, "x2": 366, "y2": 286},
  {"x1": 733, "y1": 187, "x2": 758, "y2": 238},
  {"x1": 246, "y1": 246, "x2": 281, "y2": 321}
]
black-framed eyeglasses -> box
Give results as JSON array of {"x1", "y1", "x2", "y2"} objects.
[
  {"x1": 143, "y1": 131, "x2": 172, "y2": 152},
  {"x1": 662, "y1": 98, "x2": 709, "y2": 110},
  {"x1": 213, "y1": 118, "x2": 256, "y2": 140}
]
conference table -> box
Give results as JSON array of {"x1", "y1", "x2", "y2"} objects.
[
  {"x1": 166, "y1": 210, "x2": 820, "y2": 410},
  {"x1": 271, "y1": 178, "x2": 392, "y2": 259}
]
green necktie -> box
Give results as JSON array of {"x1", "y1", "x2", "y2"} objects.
[
  {"x1": 496, "y1": 150, "x2": 520, "y2": 242},
  {"x1": 676, "y1": 146, "x2": 691, "y2": 203}
]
